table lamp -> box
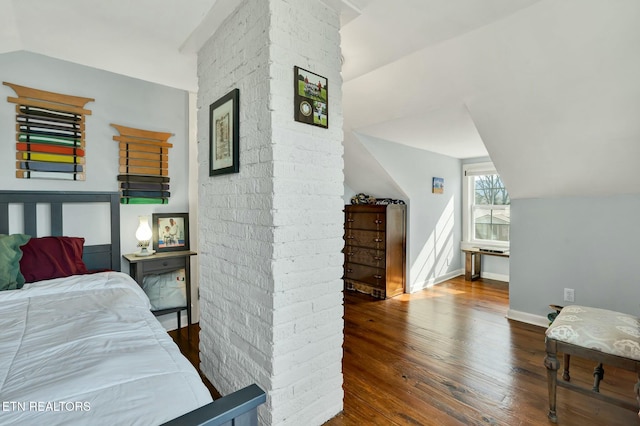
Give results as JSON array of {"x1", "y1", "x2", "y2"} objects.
[{"x1": 135, "y1": 215, "x2": 154, "y2": 256}]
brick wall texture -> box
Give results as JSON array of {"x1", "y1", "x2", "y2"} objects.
[{"x1": 197, "y1": 0, "x2": 343, "y2": 424}]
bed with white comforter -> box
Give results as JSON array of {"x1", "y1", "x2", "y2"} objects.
[{"x1": 0, "y1": 271, "x2": 212, "y2": 425}]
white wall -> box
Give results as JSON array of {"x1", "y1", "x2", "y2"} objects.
[
  {"x1": 197, "y1": 2, "x2": 274, "y2": 417},
  {"x1": 0, "y1": 51, "x2": 192, "y2": 329},
  {"x1": 197, "y1": 1, "x2": 273, "y2": 424},
  {"x1": 188, "y1": 91, "x2": 200, "y2": 323},
  {"x1": 197, "y1": 0, "x2": 343, "y2": 424},
  {"x1": 509, "y1": 194, "x2": 640, "y2": 324},
  {"x1": 344, "y1": 132, "x2": 406, "y2": 201},
  {"x1": 353, "y1": 134, "x2": 463, "y2": 291},
  {"x1": 343, "y1": 184, "x2": 354, "y2": 205},
  {"x1": 269, "y1": 0, "x2": 344, "y2": 421}
]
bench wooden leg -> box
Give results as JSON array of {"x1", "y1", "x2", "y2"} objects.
[
  {"x1": 545, "y1": 340, "x2": 560, "y2": 423},
  {"x1": 563, "y1": 353, "x2": 571, "y2": 381},
  {"x1": 635, "y1": 372, "x2": 640, "y2": 419},
  {"x1": 592, "y1": 363, "x2": 604, "y2": 392}
]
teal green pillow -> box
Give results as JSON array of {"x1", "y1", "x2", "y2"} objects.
[{"x1": 0, "y1": 234, "x2": 31, "y2": 291}]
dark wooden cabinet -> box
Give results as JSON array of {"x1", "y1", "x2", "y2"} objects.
[{"x1": 343, "y1": 204, "x2": 406, "y2": 299}]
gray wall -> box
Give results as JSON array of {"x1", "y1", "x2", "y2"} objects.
[
  {"x1": 510, "y1": 194, "x2": 640, "y2": 318},
  {"x1": 481, "y1": 255, "x2": 509, "y2": 280}
]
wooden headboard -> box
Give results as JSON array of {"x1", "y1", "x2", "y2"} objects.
[{"x1": 0, "y1": 191, "x2": 121, "y2": 271}]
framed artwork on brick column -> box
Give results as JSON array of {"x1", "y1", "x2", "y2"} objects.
[
  {"x1": 294, "y1": 66, "x2": 328, "y2": 128},
  {"x1": 209, "y1": 88, "x2": 240, "y2": 176}
]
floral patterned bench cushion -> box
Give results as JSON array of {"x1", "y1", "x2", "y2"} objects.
[{"x1": 546, "y1": 305, "x2": 640, "y2": 361}]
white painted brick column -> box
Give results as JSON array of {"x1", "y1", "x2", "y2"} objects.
[{"x1": 197, "y1": 0, "x2": 343, "y2": 425}]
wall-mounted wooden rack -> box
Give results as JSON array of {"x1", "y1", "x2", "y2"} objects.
[
  {"x1": 4, "y1": 82, "x2": 93, "y2": 181},
  {"x1": 111, "y1": 124, "x2": 173, "y2": 204}
]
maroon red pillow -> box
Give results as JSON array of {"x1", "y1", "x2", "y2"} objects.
[{"x1": 19, "y1": 236, "x2": 89, "y2": 283}]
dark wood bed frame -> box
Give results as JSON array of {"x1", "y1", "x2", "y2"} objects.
[{"x1": 0, "y1": 190, "x2": 266, "y2": 426}]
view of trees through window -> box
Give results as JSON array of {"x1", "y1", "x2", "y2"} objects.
[{"x1": 473, "y1": 174, "x2": 510, "y2": 242}]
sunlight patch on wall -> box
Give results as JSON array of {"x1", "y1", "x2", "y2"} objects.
[{"x1": 409, "y1": 196, "x2": 455, "y2": 291}]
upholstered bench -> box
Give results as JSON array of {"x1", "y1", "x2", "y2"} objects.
[{"x1": 544, "y1": 305, "x2": 640, "y2": 422}]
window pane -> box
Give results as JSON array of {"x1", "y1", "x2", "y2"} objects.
[
  {"x1": 467, "y1": 168, "x2": 511, "y2": 243},
  {"x1": 492, "y1": 224, "x2": 510, "y2": 241},
  {"x1": 474, "y1": 174, "x2": 510, "y2": 206},
  {"x1": 494, "y1": 190, "x2": 510, "y2": 206},
  {"x1": 475, "y1": 189, "x2": 491, "y2": 205},
  {"x1": 474, "y1": 208, "x2": 510, "y2": 242},
  {"x1": 475, "y1": 223, "x2": 491, "y2": 240}
]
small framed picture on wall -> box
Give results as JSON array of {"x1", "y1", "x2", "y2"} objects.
[{"x1": 432, "y1": 177, "x2": 444, "y2": 194}]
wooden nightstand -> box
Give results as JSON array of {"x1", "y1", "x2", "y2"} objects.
[{"x1": 123, "y1": 250, "x2": 197, "y2": 337}]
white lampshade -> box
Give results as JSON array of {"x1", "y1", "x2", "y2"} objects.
[
  {"x1": 135, "y1": 216, "x2": 153, "y2": 241},
  {"x1": 135, "y1": 216, "x2": 154, "y2": 256}
]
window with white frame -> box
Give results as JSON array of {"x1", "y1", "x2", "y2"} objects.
[{"x1": 462, "y1": 162, "x2": 510, "y2": 247}]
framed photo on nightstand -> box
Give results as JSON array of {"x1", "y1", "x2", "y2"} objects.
[{"x1": 152, "y1": 213, "x2": 189, "y2": 253}]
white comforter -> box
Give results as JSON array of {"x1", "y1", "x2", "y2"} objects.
[{"x1": 0, "y1": 271, "x2": 212, "y2": 425}]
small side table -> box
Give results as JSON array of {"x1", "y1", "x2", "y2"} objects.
[
  {"x1": 123, "y1": 250, "x2": 197, "y2": 338},
  {"x1": 461, "y1": 249, "x2": 509, "y2": 281}
]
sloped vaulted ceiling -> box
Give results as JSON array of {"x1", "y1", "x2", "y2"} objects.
[
  {"x1": 342, "y1": 0, "x2": 640, "y2": 200},
  {"x1": 467, "y1": 1, "x2": 640, "y2": 199},
  {"x1": 1, "y1": 0, "x2": 638, "y2": 201},
  {"x1": 0, "y1": 0, "x2": 219, "y2": 91}
]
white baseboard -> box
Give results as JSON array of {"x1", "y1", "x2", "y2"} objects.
[
  {"x1": 481, "y1": 272, "x2": 509, "y2": 282},
  {"x1": 506, "y1": 309, "x2": 548, "y2": 328},
  {"x1": 408, "y1": 268, "x2": 464, "y2": 292}
]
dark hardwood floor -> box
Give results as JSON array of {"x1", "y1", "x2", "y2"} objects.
[
  {"x1": 169, "y1": 323, "x2": 221, "y2": 399},
  {"x1": 171, "y1": 277, "x2": 640, "y2": 425}
]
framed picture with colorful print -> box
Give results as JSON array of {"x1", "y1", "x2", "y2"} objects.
[{"x1": 294, "y1": 66, "x2": 328, "y2": 128}]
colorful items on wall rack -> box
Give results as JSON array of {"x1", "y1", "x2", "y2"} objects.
[
  {"x1": 4, "y1": 82, "x2": 94, "y2": 181},
  {"x1": 111, "y1": 124, "x2": 173, "y2": 204}
]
